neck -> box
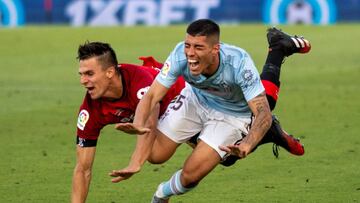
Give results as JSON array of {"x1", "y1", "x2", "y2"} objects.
[
  {"x1": 104, "y1": 74, "x2": 123, "y2": 100},
  {"x1": 203, "y1": 54, "x2": 220, "y2": 77}
]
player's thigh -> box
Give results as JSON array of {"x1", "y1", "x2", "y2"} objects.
[
  {"x1": 158, "y1": 86, "x2": 203, "y2": 143},
  {"x1": 199, "y1": 114, "x2": 251, "y2": 159},
  {"x1": 181, "y1": 140, "x2": 221, "y2": 186},
  {"x1": 148, "y1": 128, "x2": 180, "y2": 164}
]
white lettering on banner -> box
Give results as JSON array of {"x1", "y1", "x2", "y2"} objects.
[
  {"x1": 66, "y1": 0, "x2": 87, "y2": 26},
  {"x1": 89, "y1": 1, "x2": 124, "y2": 26},
  {"x1": 190, "y1": 0, "x2": 220, "y2": 20},
  {"x1": 65, "y1": 0, "x2": 221, "y2": 26},
  {"x1": 124, "y1": 0, "x2": 157, "y2": 25},
  {"x1": 159, "y1": 0, "x2": 187, "y2": 25},
  {"x1": 89, "y1": 0, "x2": 107, "y2": 13}
]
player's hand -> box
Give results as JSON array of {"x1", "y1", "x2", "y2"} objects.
[
  {"x1": 219, "y1": 142, "x2": 252, "y2": 159},
  {"x1": 115, "y1": 123, "x2": 150, "y2": 135},
  {"x1": 109, "y1": 165, "x2": 141, "y2": 183}
]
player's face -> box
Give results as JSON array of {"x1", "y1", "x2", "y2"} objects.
[
  {"x1": 184, "y1": 34, "x2": 219, "y2": 76},
  {"x1": 79, "y1": 57, "x2": 112, "y2": 99}
]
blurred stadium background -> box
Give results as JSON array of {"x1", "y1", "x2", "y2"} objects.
[
  {"x1": 1, "y1": 0, "x2": 360, "y2": 203},
  {"x1": 2, "y1": 0, "x2": 360, "y2": 27}
]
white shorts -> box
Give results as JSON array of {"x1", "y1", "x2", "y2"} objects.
[{"x1": 158, "y1": 85, "x2": 252, "y2": 158}]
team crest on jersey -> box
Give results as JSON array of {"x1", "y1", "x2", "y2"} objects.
[
  {"x1": 137, "y1": 86, "x2": 150, "y2": 99},
  {"x1": 241, "y1": 69, "x2": 257, "y2": 89},
  {"x1": 77, "y1": 109, "x2": 89, "y2": 131},
  {"x1": 160, "y1": 62, "x2": 171, "y2": 78}
]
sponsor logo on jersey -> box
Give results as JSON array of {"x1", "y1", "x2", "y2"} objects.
[
  {"x1": 77, "y1": 109, "x2": 89, "y2": 130},
  {"x1": 115, "y1": 109, "x2": 124, "y2": 117},
  {"x1": 120, "y1": 114, "x2": 135, "y2": 123},
  {"x1": 137, "y1": 86, "x2": 150, "y2": 99},
  {"x1": 160, "y1": 62, "x2": 171, "y2": 78}
]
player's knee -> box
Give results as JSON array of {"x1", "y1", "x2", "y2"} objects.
[{"x1": 148, "y1": 137, "x2": 177, "y2": 164}]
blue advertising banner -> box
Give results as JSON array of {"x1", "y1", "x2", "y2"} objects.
[
  {"x1": 0, "y1": 0, "x2": 25, "y2": 26},
  {"x1": 263, "y1": 0, "x2": 337, "y2": 25},
  {"x1": 1, "y1": 0, "x2": 360, "y2": 27}
]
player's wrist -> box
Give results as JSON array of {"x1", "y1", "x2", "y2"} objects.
[{"x1": 128, "y1": 160, "x2": 143, "y2": 170}]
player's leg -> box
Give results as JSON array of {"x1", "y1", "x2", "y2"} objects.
[
  {"x1": 148, "y1": 85, "x2": 203, "y2": 164},
  {"x1": 262, "y1": 27, "x2": 311, "y2": 110},
  {"x1": 181, "y1": 140, "x2": 221, "y2": 187},
  {"x1": 151, "y1": 110, "x2": 249, "y2": 202},
  {"x1": 151, "y1": 141, "x2": 220, "y2": 202},
  {"x1": 153, "y1": 96, "x2": 251, "y2": 202},
  {"x1": 220, "y1": 28, "x2": 310, "y2": 166},
  {"x1": 258, "y1": 27, "x2": 310, "y2": 150},
  {"x1": 147, "y1": 129, "x2": 180, "y2": 164}
]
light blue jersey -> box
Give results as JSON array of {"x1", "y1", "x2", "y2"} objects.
[{"x1": 156, "y1": 42, "x2": 264, "y2": 117}]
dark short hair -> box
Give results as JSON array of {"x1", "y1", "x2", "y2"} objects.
[
  {"x1": 186, "y1": 19, "x2": 220, "y2": 42},
  {"x1": 77, "y1": 41, "x2": 119, "y2": 73}
]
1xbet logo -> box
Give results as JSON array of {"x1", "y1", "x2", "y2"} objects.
[{"x1": 66, "y1": 0, "x2": 220, "y2": 26}]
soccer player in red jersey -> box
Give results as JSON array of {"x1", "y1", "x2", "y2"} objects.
[{"x1": 71, "y1": 41, "x2": 184, "y2": 203}]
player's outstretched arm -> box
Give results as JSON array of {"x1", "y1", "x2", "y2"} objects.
[
  {"x1": 114, "y1": 123, "x2": 150, "y2": 135},
  {"x1": 110, "y1": 80, "x2": 169, "y2": 183},
  {"x1": 110, "y1": 104, "x2": 161, "y2": 183},
  {"x1": 115, "y1": 123, "x2": 151, "y2": 135},
  {"x1": 71, "y1": 145, "x2": 96, "y2": 203},
  {"x1": 220, "y1": 92, "x2": 272, "y2": 158}
]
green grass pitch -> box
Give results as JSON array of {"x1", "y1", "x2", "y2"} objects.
[{"x1": 0, "y1": 24, "x2": 359, "y2": 202}]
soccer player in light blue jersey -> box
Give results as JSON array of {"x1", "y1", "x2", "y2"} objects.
[{"x1": 110, "y1": 19, "x2": 311, "y2": 202}]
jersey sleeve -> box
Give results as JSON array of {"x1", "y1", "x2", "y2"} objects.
[
  {"x1": 76, "y1": 94, "x2": 103, "y2": 140},
  {"x1": 156, "y1": 42, "x2": 184, "y2": 88},
  {"x1": 236, "y1": 53, "x2": 265, "y2": 101}
]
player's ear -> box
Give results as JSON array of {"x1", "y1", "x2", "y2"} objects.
[
  {"x1": 106, "y1": 66, "x2": 116, "y2": 78},
  {"x1": 212, "y1": 43, "x2": 220, "y2": 54}
]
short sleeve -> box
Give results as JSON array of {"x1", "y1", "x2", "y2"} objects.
[
  {"x1": 76, "y1": 94, "x2": 102, "y2": 140},
  {"x1": 236, "y1": 54, "x2": 265, "y2": 101},
  {"x1": 156, "y1": 43, "x2": 184, "y2": 88}
]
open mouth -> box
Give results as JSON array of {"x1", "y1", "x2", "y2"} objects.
[
  {"x1": 86, "y1": 87, "x2": 95, "y2": 94},
  {"x1": 188, "y1": 59, "x2": 200, "y2": 71}
]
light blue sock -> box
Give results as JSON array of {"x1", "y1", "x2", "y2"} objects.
[{"x1": 155, "y1": 169, "x2": 194, "y2": 198}]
